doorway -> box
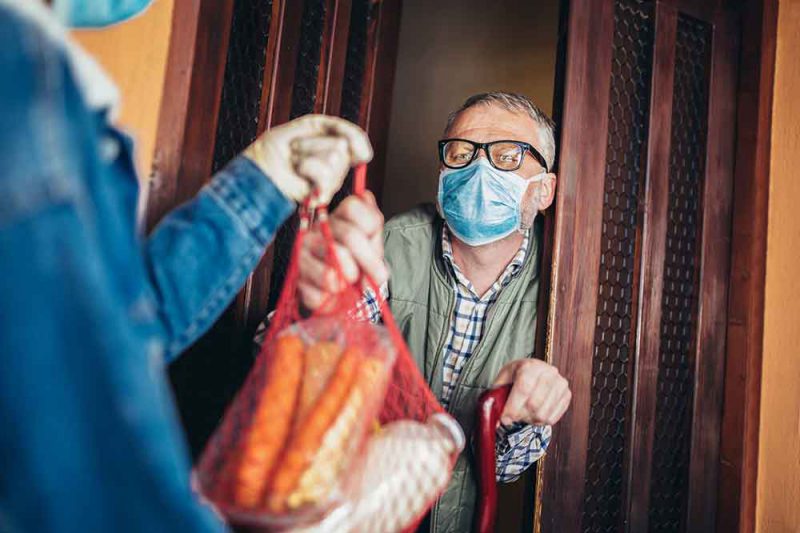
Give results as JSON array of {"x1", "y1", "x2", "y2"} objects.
[
  {"x1": 146, "y1": 0, "x2": 759, "y2": 531},
  {"x1": 381, "y1": 0, "x2": 560, "y2": 218},
  {"x1": 383, "y1": 3, "x2": 561, "y2": 530}
]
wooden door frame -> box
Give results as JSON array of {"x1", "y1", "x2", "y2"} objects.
[
  {"x1": 534, "y1": 0, "x2": 777, "y2": 531},
  {"x1": 142, "y1": 0, "x2": 775, "y2": 530},
  {"x1": 717, "y1": 0, "x2": 777, "y2": 531}
]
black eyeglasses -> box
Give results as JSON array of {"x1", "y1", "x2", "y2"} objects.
[{"x1": 438, "y1": 138, "x2": 548, "y2": 172}]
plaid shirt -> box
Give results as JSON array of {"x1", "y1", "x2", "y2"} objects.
[{"x1": 362, "y1": 225, "x2": 551, "y2": 482}]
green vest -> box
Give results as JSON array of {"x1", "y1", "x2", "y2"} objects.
[{"x1": 383, "y1": 204, "x2": 541, "y2": 533}]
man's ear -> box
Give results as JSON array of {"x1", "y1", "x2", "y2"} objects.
[{"x1": 537, "y1": 173, "x2": 557, "y2": 211}]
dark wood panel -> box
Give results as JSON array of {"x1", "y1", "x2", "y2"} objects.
[
  {"x1": 648, "y1": 13, "x2": 712, "y2": 532},
  {"x1": 532, "y1": 1, "x2": 570, "y2": 529},
  {"x1": 360, "y1": 0, "x2": 402, "y2": 205},
  {"x1": 660, "y1": 0, "x2": 723, "y2": 22},
  {"x1": 145, "y1": 1, "x2": 234, "y2": 230},
  {"x1": 686, "y1": 10, "x2": 739, "y2": 533},
  {"x1": 717, "y1": 0, "x2": 777, "y2": 531},
  {"x1": 537, "y1": 1, "x2": 616, "y2": 532},
  {"x1": 235, "y1": 0, "x2": 306, "y2": 334},
  {"x1": 317, "y1": 0, "x2": 352, "y2": 115},
  {"x1": 581, "y1": 1, "x2": 656, "y2": 530},
  {"x1": 626, "y1": 5, "x2": 676, "y2": 531}
]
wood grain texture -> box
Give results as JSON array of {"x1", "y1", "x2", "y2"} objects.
[
  {"x1": 626, "y1": 5, "x2": 676, "y2": 531},
  {"x1": 145, "y1": 0, "x2": 233, "y2": 230},
  {"x1": 717, "y1": 0, "x2": 777, "y2": 531},
  {"x1": 686, "y1": 9, "x2": 739, "y2": 533},
  {"x1": 537, "y1": 1, "x2": 615, "y2": 531}
]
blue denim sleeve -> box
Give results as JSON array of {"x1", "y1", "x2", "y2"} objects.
[
  {"x1": 0, "y1": 9, "x2": 225, "y2": 532},
  {"x1": 144, "y1": 156, "x2": 294, "y2": 361}
]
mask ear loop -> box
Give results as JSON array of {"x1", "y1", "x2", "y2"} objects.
[{"x1": 518, "y1": 172, "x2": 548, "y2": 232}]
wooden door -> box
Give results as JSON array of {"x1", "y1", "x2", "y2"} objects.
[
  {"x1": 146, "y1": 0, "x2": 402, "y2": 457},
  {"x1": 535, "y1": 1, "x2": 739, "y2": 531}
]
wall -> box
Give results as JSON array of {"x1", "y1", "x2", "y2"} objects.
[
  {"x1": 756, "y1": 1, "x2": 800, "y2": 531},
  {"x1": 72, "y1": 0, "x2": 174, "y2": 177},
  {"x1": 381, "y1": 0, "x2": 560, "y2": 218}
]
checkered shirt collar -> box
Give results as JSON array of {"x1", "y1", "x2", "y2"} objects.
[{"x1": 441, "y1": 224, "x2": 529, "y2": 299}]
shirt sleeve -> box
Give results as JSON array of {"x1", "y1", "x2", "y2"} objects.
[
  {"x1": 355, "y1": 281, "x2": 388, "y2": 323},
  {"x1": 495, "y1": 422, "x2": 552, "y2": 482},
  {"x1": 144, "y1": 156, "x2": 295, "y2": 362}
]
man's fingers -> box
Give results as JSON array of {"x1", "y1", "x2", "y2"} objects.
[
  {"x1": 299, "y1": 247, "x2": 340, "y2": 293},
  {"x1": 536, "y1": 380, "x2": 568, "y2": 424},
  {"x1": 525, "y1": 375, "x2": 553, "y2": 415},
  {"x1": 493, "y1": 360, "x2": 520, "y2": 387},
  {"x1": 329, "y1": 218, "x2": 388, "y2": 284},
  {"x1": 500, "y1": 385, "x2": 525, "y2": 427},
  {"x1": 547, "y1": 393, "x2": 572, "y2": 426},
  {"x1": 331, "y1": 243, "x2": 360, "y2": 284},
  {"x1": 363, "y1": 189, "x2": 378, "y2": 207},
  {"x1": 298, "y1": 279, "x2": 326, "y2": 310},
  {"x1": 334, "y1": 196, "x2": 384, "y2": 237}
]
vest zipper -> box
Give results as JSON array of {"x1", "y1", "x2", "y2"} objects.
[
  {"x1": 427, "y1": 284, "x2": 457, "y2": 395},
  {"x1": 428, "y1": 282, "x2": 456, "y2": 533}
]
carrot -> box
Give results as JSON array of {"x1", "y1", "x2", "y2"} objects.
[
  {"x1": 233, "y1": 334, "x2": 304, "y2": 509},
  {"x1": 295, "y1": 341, "x2": 342, "y2": 426},
  {"x1": 287, "y1": 357, "x2": 388, "y2": 509},
  {"x1": 266, "y1": 346, "x2": 362, "y2": 512}
]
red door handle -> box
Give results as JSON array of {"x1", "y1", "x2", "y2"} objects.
[{"x1": 474, "y1": 384, "x2": 511, "y2": 533}]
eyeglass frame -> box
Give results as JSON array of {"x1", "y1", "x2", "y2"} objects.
[{"x1": 437, "y1": 138, "x2": 549, "y2": 173}]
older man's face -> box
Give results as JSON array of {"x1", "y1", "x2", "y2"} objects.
[{"x1": 445, "y1": 103, "x2": 548, "y2": 179}]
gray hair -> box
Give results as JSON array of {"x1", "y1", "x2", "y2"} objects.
[{"x1": 444, "y1": 92, "x2": 556, "y2": 170}]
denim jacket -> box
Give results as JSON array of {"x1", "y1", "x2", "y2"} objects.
[{"x1": 0, "y1": 6, "x2": 293, "y2": 532}]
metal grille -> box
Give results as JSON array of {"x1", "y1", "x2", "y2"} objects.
[
  {"x1": 269, "y1": 0, "x2": 328, "y2": 310},
  {"x1": 340, "y1": 0, "x2": 372, "y2": 124},
  {"x1": 289, "y1": 0, "x2": 327, "y2": 119},
  {"x1": 648, "y1": 14, "x2": 711, "y2": 532},
  {"x1": 581, "y1": 1, "x2": 654, "y2": 531},
  {"x1": 332, "y1": 0, "x2": 374, "y2": 206},
  {"x1": 211, "y1": 0, "x2": 273, "y2": 173}
]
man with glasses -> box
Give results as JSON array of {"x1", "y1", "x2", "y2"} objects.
[{"x1": 294, "y1": 92, "x2": 572, "y2": 532}]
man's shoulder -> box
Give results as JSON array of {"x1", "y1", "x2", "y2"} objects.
[
  {"x1": 383, "y1": 203, "x2": 440, "y2": 273},
  {"x1": 384, "y1": 203, "x2": 439, "y2": 233}
]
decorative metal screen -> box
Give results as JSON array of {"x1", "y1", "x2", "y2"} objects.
[
  {"x1": 581, "y1": 1, "x2": 654, "y2": 531},
  {"x1": 647, "y1": 14, "x2": 711, "y2": 533},
  {"x1": 289, "y1": 0, "x2": 327, "y2": 119},
  {"x1": 211, "y1": 0, "x2": 273, "y2": 173},
  {"x1": 340, "y1": 0, "x2": 372, "y2": 124},
  {"x1": 269, "y1": 0, "x2": 328, "y2": 311}
]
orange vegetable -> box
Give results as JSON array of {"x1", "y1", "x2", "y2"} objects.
[
  {"x1": 288, "y1": 357, "x2": 388, "y2": 510},
  {"x1": 267, "y1": 346, "x2": 362, "y2": 512},
  {"x1": 295, "y1": 341, "x2": 343, "y2": 426},
  {"x1": 233, "y1": 334, "x2": 304, "y2": 509}
]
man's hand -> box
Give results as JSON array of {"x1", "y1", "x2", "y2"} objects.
[
  {"x1": 298, "y1": 193, "x2": 388, "y2": 310},
  {"x1": 493, "y1": 359, "x2": 571, "y2": 427},
  {"x1": 244, "y1": 114, "x2": 373, "y2": 206}
]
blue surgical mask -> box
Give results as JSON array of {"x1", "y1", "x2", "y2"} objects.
[
  {"x1": 437, "y1": 158, "x2": 544, "y2": 247},
  {"x1": 52, "y1": 0, "x2": 153, "y2": 28}
]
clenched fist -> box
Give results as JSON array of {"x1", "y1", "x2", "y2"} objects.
[
  {"x1": 298, "y1": 193, "x2": 388, "y2": 310},
  {"x1": 244, "y1": 114, "x2": 373, "y2": 206},
  {"x1": 493, "y1": 359, "x2": 571, "y2": 427}
]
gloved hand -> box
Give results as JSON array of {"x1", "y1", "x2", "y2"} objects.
[{"x1": 243, "y1": 114, "x2": 373, "y2": 206}]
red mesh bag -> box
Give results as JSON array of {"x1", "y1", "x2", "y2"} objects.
[{"x1": 194, "y1": 165, "x2": 464, "y2": 531}]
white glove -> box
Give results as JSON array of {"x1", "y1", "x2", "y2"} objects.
[{"x1": 243, "y1": 114, "x2": 373, "y2": 206}]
